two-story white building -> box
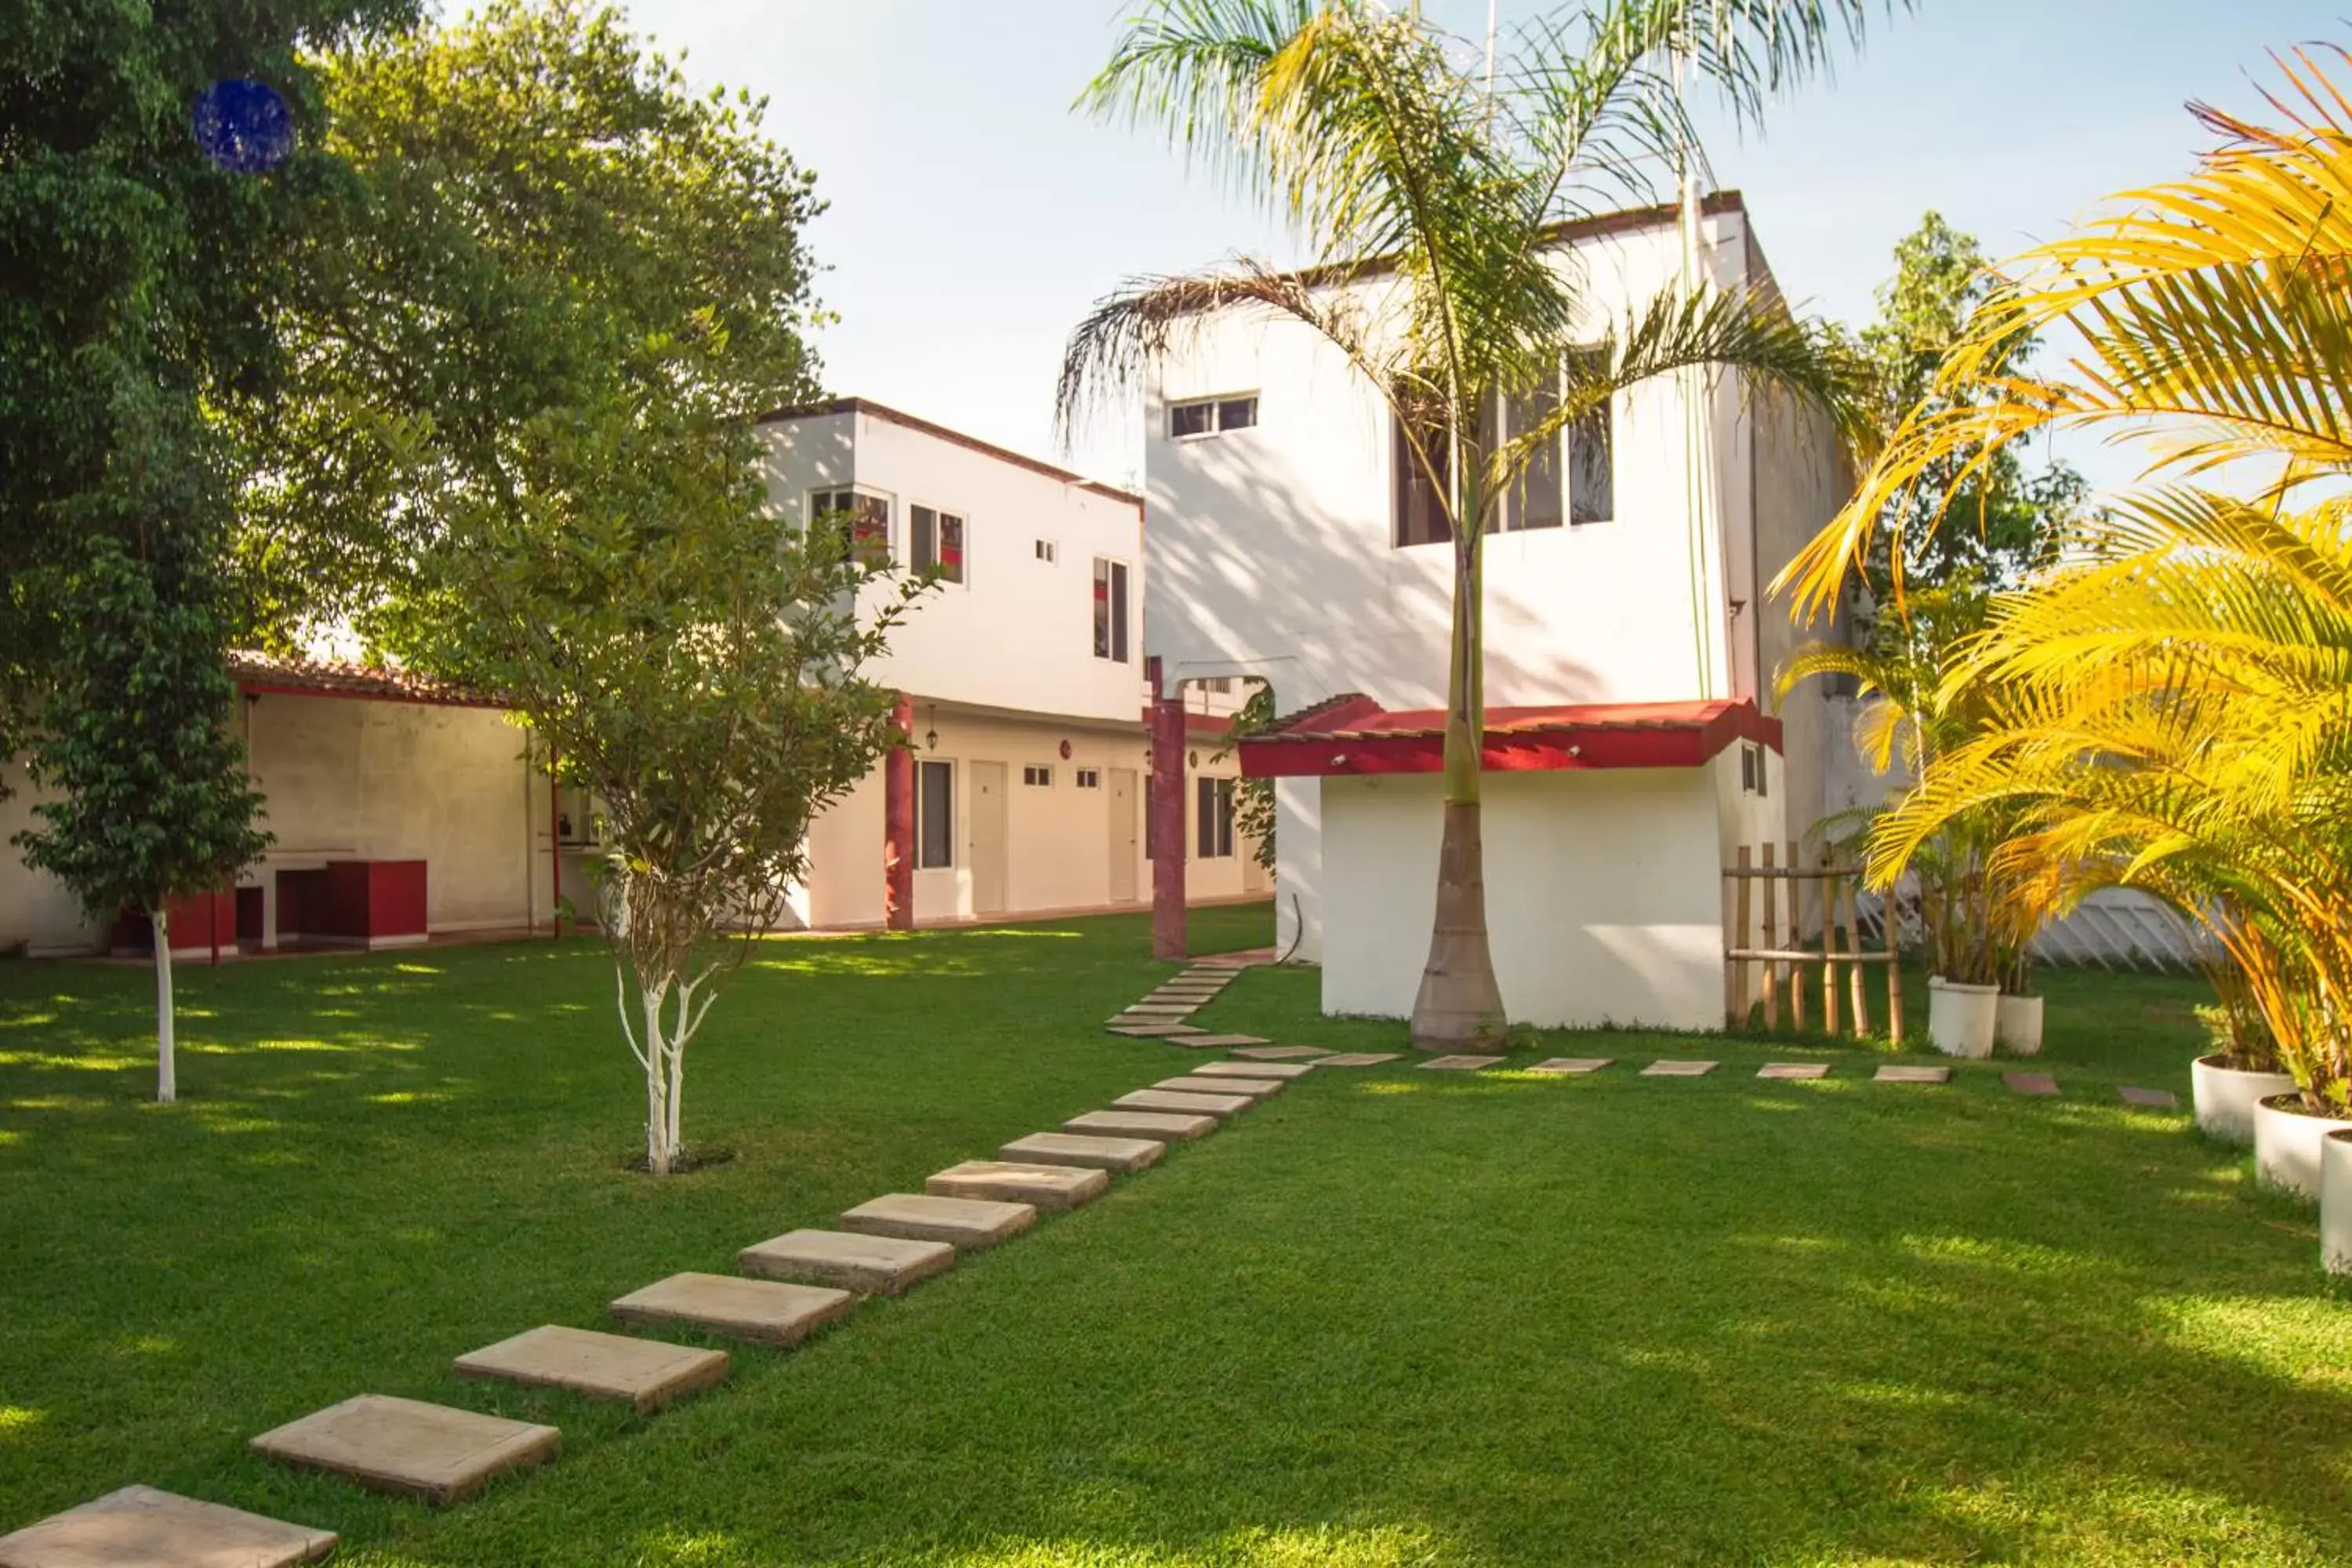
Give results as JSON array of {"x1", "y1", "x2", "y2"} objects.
[
  {"x1": 1140, "y1": 192, "x2": 1852, "y2": 1029},
  {"x1": 758, "y1": 397, "x2": 1262, "y2": 931}
]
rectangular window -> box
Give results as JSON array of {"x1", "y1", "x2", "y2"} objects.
[
  {"x1": 1023, "y1": 764, "x2": 1052, "y2": 787},
  {"x1": 1169, "y1": 394, "x2": 1258, "y2": 440},
  {"x1": 1195, "y1": 776, "x2": 1235, "y2": 859},
  {"x1": 1075, "y1": 768, "x2": 1101, "y2": 789},
  {"x1": 1502, "y1": 380, "x2": 1564, "y2": 532},
  {"x1": 811, "y1": 488, "x2": 892, "y2": 566},
  {"x1": 1392, "y1": 366, "x2": 1611, "y2": 546},
  {"x1": 1092, "y1": 558, "x2": 1129, "y2": 663},
  {"x1": 1034, "y1": 539, "x2": 1057, "y2": 564},
  {"x1": 1393, "y1": 416, "x2": 1452, "y2": 547},
  {"x1": 1568, "y1": 387, "x2": 1613, "y2": 525},
  {"x1": 1202, "y1": 677, "x2": 1232, "y2": 693},
  {"x1": 916, "y1": 759, "x2": 954, "y2": 869},
  {"x1": 1740, "y1": 742, "x2": 1769, "y2": 798},
  {"x1": 911, "y1": 505, "x2": 967, "y2": 583}
]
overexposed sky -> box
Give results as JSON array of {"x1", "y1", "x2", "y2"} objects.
[{"x1": 624, "y1": 0, "x2": 2332, "y2": 490}]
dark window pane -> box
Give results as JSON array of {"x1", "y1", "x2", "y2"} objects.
[
  {"x1": 1217, "y1": 397, "x2": 1257, "y2": 431},
  {"x1": 938, "y1": 514, "x2": 964, "y2": 583},
  {"x1": 917, "y1": 760, "x2": 954, "y2": 869},
  {"x1": 1570, "y1": 387, "x2": 1613, "y2": 525},
  {"x1": 1196, "y1": 777, "x2": 1214, "y2": 858},
  {"x1": 1171, "y1": 401, "x2": 1213, "y2": 438},
  {"x1": 911, "y1": 505, "x2": 936, "y2": 572},
  {"x1": 1092, "y1": 559, "x2": 1110, "y2": 658},
  {"x1": 1111, "y1": 562, "x2": 1129, "y2": 662},
  {"x1": 1394, "y1": 416, "x2": 1452, "y2": 547},
  {"x1": 1508, "y1": 381, "x2": 1564, "y2": 531}
]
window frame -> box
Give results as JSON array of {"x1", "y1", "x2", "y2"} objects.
[
  {"x1": 908, "y1": 499, "x2": 970, "y2": 586},
  {"x1": 1075, "y1": 768, "x2": 1102, "y2": 789},
  {"x1": 808, "y1": 485, "x2": 895, "y2": 566},
  {"x1": 1388, "y1": 361, "x2": 1615, "y2": 546},
  {"x1": 915, "y1": 758, "x2": 956, "y2": 869},
  {"x1": 1168, "y1": 393, "x2": 1260, "y2": 441},
  {"x1": 1195, "y1": 775, "x2": 1236, "y2": 860},
  {"x1": 1091, "y1": 556, "x2": 1131, "y2": 664},
  {"x1": 1022, "y1": 764, "x2": 1053, "y2": 788}
]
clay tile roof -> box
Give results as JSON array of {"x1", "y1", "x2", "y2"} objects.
[{"x1": 227, "y1": 650, "x2": 503, "y2": 709}]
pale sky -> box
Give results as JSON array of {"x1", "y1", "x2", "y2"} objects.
[{"x1": 624, "y1": 0, "x2": 2333, "y2": 490}]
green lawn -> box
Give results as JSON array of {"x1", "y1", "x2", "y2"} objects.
[{"x1": 3, "y1": 904, "x2": 2349, "y2": 1566}]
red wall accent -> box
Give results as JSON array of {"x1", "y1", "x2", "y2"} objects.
[
  {"x1": 1146, "y1": 657, "x2": 1188, "y2": 960},
  {"x1": 319, "y1": 861, "x2": 427, "y2": 941},
  {"x1": 884, "y1": 694, "x2": 916, "y2": 931}
]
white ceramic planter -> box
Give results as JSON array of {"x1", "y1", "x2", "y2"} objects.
[
  {"x1": 2252, "y1": 1093, "x2": 2348, "y2": 1202},
  {"x1": 2190, "y1": 1054, "x2": 2299, "y2": 1146},
  {"x1": 2323, "y1": 1131, "x2": 2352, "y2": 1276},
  {"x1": 1995, "y1": 993, "x2": 2045, "y2": 1055},
  {"x1": 1927, "y1": 979, "x2": 1998, "y2": 1058}
]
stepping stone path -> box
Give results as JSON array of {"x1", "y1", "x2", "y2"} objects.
[
  {"x1": 738, "y1": 1229, "x2": 956, "y2": 1296},
  {"x1": 1109, "y1": 1007, "x2": 1196, "y2": 1022},
  {"x1": 1065, "y1": 1108, "x2": 1218, "y2": 1141},
  {"x1": 1314, "y1": 1052, "x2": 1403, "y2": 1067},
  {"x1": 1152, "y1": 1074, "x2": 1283, "y2": 1101},
  {"x1": 1642, "y1": 1059, "x2": 1719, "y2": 1077},
  {"x1": 1875, "y1": 1065, "x2": 1951, "y2": 1084},
  {"x1": 249, "y1": 1395, "x2": 559, "y2": 1506},
  {"x1": 1757, "y1": 1062, "x2": 1831, "y2": 1080},
  {"x1": 2119, "y1": 1085, "x2": 2179, "y2": 1109},
  {"x1": 841, "y1": 1192, "x2": 1036, "y2": 1249},
  {"x1": 1529, "y1": 1057, "x2": 1613, "y2": 1074},
  {"x1": 1000, "y1": 1131, "x2": 1166, "y2": 1173},
  {"x1": 1419, "y1": 1054, "x2": 1504, "y2": 1071},
  {"x1": 927, "y1": 1160, "x2": 1109, "y2": 1214},
  {"x1": 1192, "y1": 1059, "x2": 1316, "y2": 1080},
  {"x1": 1174, "y1": 1033, "x2": 1270, "y2": 1048},
  {"x1": 0, "y1": 1486, "x2": 336, "y2": 1568},
  {"x1": 610, "y1": 1273, "x2": 855, "y2": 1348},
  {"x1": 1231, "y1": 1045, "x2": 1328, "y2": 1062},
  {"x1": 2005, "y1": 1072, "x2": 2061, "y2": 1097},
  {"x1": 455, "y1": 1325, "x2": 727, "y2": 1414},
  {"x1": 1113, "y1": 1087, "x2": 1254, "y2": 1117}
]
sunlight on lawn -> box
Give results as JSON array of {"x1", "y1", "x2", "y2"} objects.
[{"x1": 2147, "y1": 1296, "x2": 2352, "y2": 1391}]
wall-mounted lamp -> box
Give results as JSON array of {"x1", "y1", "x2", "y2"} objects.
[{"x1": 924, "y1": 704, "x2": 939, "y2": 752}]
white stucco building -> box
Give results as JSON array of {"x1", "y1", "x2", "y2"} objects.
[{"x1": 1142, "y1": 192, "x2": 1853, "y2": 1029}]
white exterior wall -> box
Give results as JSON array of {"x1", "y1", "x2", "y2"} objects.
[{"x1": 0, "y1": 761, "x2": 103, "y2": 954}]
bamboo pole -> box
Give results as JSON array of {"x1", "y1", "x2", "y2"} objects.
[
  {"x1": 1732, "y1": 845, "x2": 1752, "y2": 1029},
  {"x1": 1760, "y1": 841, "x2": 1780, "y2": 1030},
  {"x1": 1885, "y1": 892, "x2": 1905, "y2": 1047},
  {"x1": 1787, "y1": 839, "x2": 1806, "y2": 1033},
  {"x1": 1846, "y1": 872, "x2": 1870, "y2": 1036},
  {"x1": 1821, "y1": 850, "x2": 1841, "y2": 1036}
]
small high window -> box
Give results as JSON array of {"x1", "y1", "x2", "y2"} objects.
[
  {"x1": 1092, "y1": 558, "x2": 1130, "y2": 663},
  {"x1": 911, "y1": 506, "x2": 967, "y2": 583},
  {"x1": 1169, "y1": 394, "x2": 1258, "y2": 440},
  {"x1": 1075, "y1": 768, "x2": 1101, "y2": 789},
  {"x1": 916, "y1": 760, "x2": 954, "y2": 868},
  {"x1": 811, "y1": 488, "x2": 891, "y2": 565},
  {"x1": 1023, "y1": 764, "x2": 1053, "y2": 787},
  {"x1": 1035, "y1": 539, "x2": 1058, "y2": 564}
]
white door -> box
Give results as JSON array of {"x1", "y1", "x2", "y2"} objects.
[
  {"x1": 1108, "y1": 768, "x2": 1138, "y2": 903},
  {"x1": 971, "y1": 761, "x2": 1007, "y2": 916}
]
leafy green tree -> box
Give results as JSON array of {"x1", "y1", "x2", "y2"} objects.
[
  {"x1": 1214, "y1": 680, "x2": 1279, "y2": 877},
  {"x1": 16, "y1": 532, "x2": 270, "y2": 1102},
  {"x1": 1059, "y1": 0, "x2": 1882, "y2": 1048}
]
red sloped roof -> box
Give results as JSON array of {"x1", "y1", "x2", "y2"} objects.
[
  {"x1": 228, "y1": 651, "x2": 503, "y2": 710},
  {"x1": 1240, "y1": 695, "x2": 1779, "y2": 778}
]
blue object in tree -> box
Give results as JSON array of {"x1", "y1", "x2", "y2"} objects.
[{"x1": 193, "y1": 79, "x2": 293, "y2": 174}]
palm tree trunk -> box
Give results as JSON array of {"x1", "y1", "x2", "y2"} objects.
[{"x1": 1410, "y1": 525, "x2": 1506, "y2": 1049}]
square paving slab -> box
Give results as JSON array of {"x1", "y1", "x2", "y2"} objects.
[
  {"x1": 1109, "y1": 1008, "x2": 1196, "y2": 1022},
  {"x1": 1171, "y1": 1033, "x2": 1269, "y2": 1048},
  {"x1": 840, "y1": 1192, "x2": 1036, "y2": 1249},
  {"x1": 249, "y1": 1395, "x2": 558, "y2": 1505},
  {"x1": 927, "y1": 1160, "x2": 1110, "y2": 1213},
  {"x1": 1419, "y1": 1054, "x2": 1505, "y2": 1071},
  {"x1": 0, "y1": 1485, "x2": 336, "y2": 1568},
  {"x1": 2119, "y1": 1084, "x2": 2179, "y2": 1108},
  {"x1": 1314, "y1": 1052, "x2": 1403, "y2": 1067},
  {"x1": 2005, "y1": 1072, "x2": 2061, "y2": 1096},
  {"x1": 1112, "y1": 1087, "x2": 1254, "y2": 1117},
  {"x1": 999, "y1": 1131, "x2": 1166, "y2": 1173},
  {"x1": 1064, "y1": 1108, "x2": 1218, "y2": 1141},
  {"x1": 609, "y1": 1272, "x2": 855, "y2": 1347},
  {"x1": 1153, "y1": 1074, "x2": 1284, "y2": 1100},
  {"x1": 1528, "y1": 1057, "x2": 1613, "y2": 1074},
  {"x1": 455, "y1": 1325, "x2": 727, "y2": 1414},
  {"x1": 1875, "y1": 1064, "x2": 1952, "y2": 1083},
  {"x1": 1229, "y1": 1046, "x2": 1329, "y2": 1062},
  {"x1": 1757, "y1": 1062, "x2": 1831, "y2": 1080},
  {"x1": 1106, "y1": 1023, "x2": 1204, "y2": 1038},
  {"x1": 1194, "y1": 1059, "x2": 1316, "y2": 1080},
  {"x1": 1642, "y1": 1059, "x2": 1719, "y2": 1076},
  {"x1": 737, "y1": 1229, "x2": 956, "y2": 1295},
  {"x1": 1142, "y1": 993, "x2": 1213, "y2": 1005}
]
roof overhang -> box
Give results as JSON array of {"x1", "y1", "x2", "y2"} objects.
[
  {"x1": 1239, "y1": 695, "x2": 1779, "y2": 779},
  {"x1": 229, "y1": 651, "x2": 504, "y2": 710}
]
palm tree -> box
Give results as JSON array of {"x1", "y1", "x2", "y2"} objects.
[{"x1": 1058, "y1": 0, "x2": 1883, "y2": 1048}]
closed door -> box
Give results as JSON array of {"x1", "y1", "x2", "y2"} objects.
[
  {"x1": 970, "y1": 760, "x2": 1007, "y2": 916},
  {"x1": 1108, "y1": 768, "x2": 1138, "y2": 902}
]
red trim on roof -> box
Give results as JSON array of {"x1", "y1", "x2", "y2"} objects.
[
  {"x1": 228, "y1": 652, "x2": 503, "y2": 710},
  {"x1": 1239, "y1": 698, "x2": 1780, "y2": 778},
  {"x1": 756, "y1": 397, "x2": 1143, "y2": 510}
]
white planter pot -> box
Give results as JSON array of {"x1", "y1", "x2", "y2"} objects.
[
  {"x1": 2190, "y1": 1054, "x2": 2299, "y2": 1146},
  {"x1": 1926, "y1": 978, "x2": 1998, "y2": 1058},
  {"x1": 2323, "y1": 1131, "x2": 2352, "y2": 1276},
  {"x1": 2252, "y1": 1093, "x2": 2348, "y2": 1203},
  {"x1": 1995, "y1": 993, "x2": 2045, "y2": 1056}
]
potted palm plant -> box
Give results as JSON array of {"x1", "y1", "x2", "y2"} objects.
[
  {"x1": 1994, "y1": 945, "x2": 2043, "y2": 1055},
  {"x1": 1919, "y1": 829, "x2": 2000, "y2": 1057},
  {"x1": 2188, "y1": 935, "x2": 2296, "y2": 1146}
]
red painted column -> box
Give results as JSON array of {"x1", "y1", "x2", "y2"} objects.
[
  {"x1": 884, "y1": 693, "x2": 916, "y2": 931},
  {"x1": 1147, "y1": 655, "x2": 1187, "y2": 960}
]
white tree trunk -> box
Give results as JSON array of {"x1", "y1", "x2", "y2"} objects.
[
  {"x1": 638, "y1": 978, "x2": 673, "y2": 1174},
  {"x1": 153, "y1": 908, "x2": 177, "y2": 1104}
]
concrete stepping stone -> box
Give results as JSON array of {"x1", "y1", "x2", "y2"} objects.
[
  {"x1": 609, "y1": 1272, "x2": 855, "y2": 1347},
  {"x1": 249, "y1": 1394, "x2": 558, "y2": 1505},
  {"x1": 1419, "y1": 1054, "x2": 1505, "y2": 1071},
  {"x1": 1757, "y1": 1062, "x2": 1831, "y2": 1080},
  {"x1": 1642, "y1": 1059, "x2": 1719, "y2": 1076},
  {"x1": 0, "y1": 1485, "x2": 336, "y2": 1568},
  {"x1": 1112, "y1": 1087, "x2": 1254, "y2": 1117},
  {"x1": 1109, "y1": 1007, "x2": 1196, "y2": 1022},
  {"x1": 1171, "y1": 1033, "x2": 1269, "y2": 1048},
  {"x1": 1106, "y1": 1022, "x2": 1205, "y2": 1038},
  {"x1": 1230, "y1": 1046, "x2": 1328, "y2": 1062},
  {"x1": 1153, "y1": 1074, "x2": 1283, "y2": 1101},
  {"x1": 2119, "y1": 1085, "x2": 2179, "y2": 1109},
  {"x1": 453, "y1": 1325, "x2": 727, "y2": 1414},
  {"x1": 1875, "y1": 1064, "x2": 1951, "y2": 1084},
  {"x1": 840, "y1": 1192, "x2": 1037, "y2": 1249},
  {"x1": 1528, "y1": 1057, "x2": 1613, "y2": 1074},
  {"x1": 737, "y1": 1229, "x2": 956, "y2": 1295},
  {"x1": 1194, "y1": 1059, "x2": 1316, "y2": 1080},
  {"x1": 927, "y1": 1160, "x2": 1109, "y2": 1214},
  {"x1": 1314, "y1": 1052, "x2": 1403, "y2": 1067},
  {"x1": 1142, "y1": 992, "x2": 1214, "y2": 1004},
  {"x1": 1000, "y1": 1131, "x2": 1166, "y2": 1173},
  {"x1": 1065, "y1": 1108, "x2": 1218, "y2": 1141},
  {"x1": 2005, "y1": 1071, "x2": 2060, "y2": 1097}
]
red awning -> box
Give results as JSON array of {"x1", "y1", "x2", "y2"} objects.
[{"x1": 1239, "y1": 694, "x2": 1780, "y2": 778}]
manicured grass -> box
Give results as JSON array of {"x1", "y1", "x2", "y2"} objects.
[{"x1": 3, "y1": 904, "x2": 2349, "y2": 1566}]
